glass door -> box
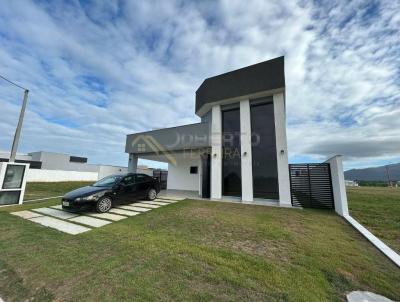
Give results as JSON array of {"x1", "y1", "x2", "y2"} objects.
[{"x1": 222, "y1": 108, "x2": 241, "y2": 197}]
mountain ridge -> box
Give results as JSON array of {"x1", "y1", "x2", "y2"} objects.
[{"x1": 345, "y1": 163, "x2": 400, "y2": 181}]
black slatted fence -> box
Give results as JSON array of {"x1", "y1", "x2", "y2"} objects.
[
  {"x1": 289, "y1": 163, "x2": 334, "y2": 209},
  {"x1": 153, "y1": 170, "x2": 168, "y2": 190}
]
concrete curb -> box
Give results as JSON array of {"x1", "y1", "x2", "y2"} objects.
[
  {"x1": 347, "y1": 290, "x2": 394, "y2": 302},
  {"x1": 23, "y1": 196, "x2": 63, "y2": 202},
  {"x1": 344, "y1": 215, "x2": 400, "y2": 268}
]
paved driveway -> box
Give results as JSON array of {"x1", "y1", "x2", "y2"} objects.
[{"x1": 10, "y1": 198, "x2": 182, "y2": 235}]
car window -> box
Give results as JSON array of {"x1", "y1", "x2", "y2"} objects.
[
  {"x1": 135, "y1": 174, "x2": 149, "y2": 183},
  {"x1": 93, "y1": 175, "x2": 123, "y2": 187},
  {"x1": 121, "y1": 175, "x2": 135, "y2": 185}
]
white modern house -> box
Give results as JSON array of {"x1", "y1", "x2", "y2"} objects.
[{"x1": 126, "y1": 56, "x2": 291, "y2": 206}]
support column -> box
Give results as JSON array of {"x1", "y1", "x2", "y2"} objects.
[
  {"x1": 128, "y1": 153, "x2": 138, "y2": 173},
  {"x1": 325, "y1": 155, "x2": 349, "y2": 216},
  {"x1": 211, "y1": 105, "x2": 222, "y2": 199},
  {"x1": 198, "y1": 156, "x2": 202, "y2": 197},
  {"x1": 240, "y1": 100, "x2": 253, "y2": 202},
  {"x1": 273, "y1": 93, "x2": 291, "y2": 207}
]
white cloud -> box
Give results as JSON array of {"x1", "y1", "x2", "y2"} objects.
[{"x1": 0, "y1": 0, "x2": 399, "y2": 169}]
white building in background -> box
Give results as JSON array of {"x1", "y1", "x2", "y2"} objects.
[
  {"x1": 345, "y1": 180, "x2": 359, "y2": 187},
  {"x1": 0, "y1": 151, "x2": 128, "y2": 181}
]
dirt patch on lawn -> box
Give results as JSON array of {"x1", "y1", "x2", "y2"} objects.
[
  {"x1": 229, "y1": 239, "x2": 291, "y2": 260},
  {"x1": 0, "y1": 260, "x2": 53, "y2": 302}
]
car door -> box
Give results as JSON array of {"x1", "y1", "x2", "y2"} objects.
[
  {"x1": 134, "y1": 174, "x2": 150, "y2": 199},
  {"x1": 117, "y1": 175, "x2": 137, "y2": 204}
]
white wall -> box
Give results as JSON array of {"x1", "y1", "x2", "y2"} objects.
[
  {"x1": 325, "y1": 155, "x2": 349, "y2": 216},
  {"x1": 167, "y1": 155, "x2": 200, "y2": 191},
  {"x1": 30, "y1": 151, "x2": 99, "y2": 172},
  {"x1": 98, "y1": 165, "x2": 127, "y2": 179},
  {"x1": 240, "y1": 100, "x2": 253, "y2": 202},
  {"x1": 28, "y1": 166, "x2": 129, "y2": 182},
  {"x1": 273, "y1": 93, "x2": 292, "y2": 206},
  {"x1": 211, "y1": 105, "x2": 222, "y2": 199},
  {"x1": 27, "y1": 169, "x2": 98, "y2": 182}
]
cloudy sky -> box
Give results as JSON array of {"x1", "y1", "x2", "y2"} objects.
[{"x1": 0, "y1": 0, "x2": 399, "y2": 170}]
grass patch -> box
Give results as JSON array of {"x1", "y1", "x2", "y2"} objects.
[
  {"x1": 24, "y1": 181, "x2": 93, "y2": 201},
  {"x1": 347, "y1": 186, "x2": 400, "y2": 253},
  {"x1": 1, "y1": 191, "x2": 399, "y2": 301},
  {"x1": 0, "y1": 259, "x2": 53, "y2": 302}
]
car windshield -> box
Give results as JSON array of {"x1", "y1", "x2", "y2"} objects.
[{"x1": 92, "y1": 175, "x2": 123, "y2": 187}]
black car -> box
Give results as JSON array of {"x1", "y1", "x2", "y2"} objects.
[{"x1": 61, "y1": 173, "x2": 160, "y2": 213}]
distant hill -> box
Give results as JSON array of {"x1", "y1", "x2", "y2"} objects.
[{"x1": 344, "y1": 163, "x2": 400, "y2": 181}]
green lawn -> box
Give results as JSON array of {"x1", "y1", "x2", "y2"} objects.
[
  {"x1": 347, "y1": 186, "x2": 400, "y2": 254},
  {"x1": 24, "y1": 181, "x2": 93, "y2": 201},
  {"x1": 0, "y1": 184, "x2": 399, "y2": 301}
]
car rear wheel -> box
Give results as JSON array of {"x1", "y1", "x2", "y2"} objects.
[
  {"x1": 147, "y1": 188, "x2": 157, "y2": 201},
  {"x1": 96, "y1": 196, "x2": 112, "y2": 213}
]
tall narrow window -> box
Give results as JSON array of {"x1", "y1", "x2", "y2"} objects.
[
  {"x1": 222, "y1": 108, "x2": 241, "y2": 197},
  {"x1": 251, "y1": 100, "x2": 279, "y2": 199}
]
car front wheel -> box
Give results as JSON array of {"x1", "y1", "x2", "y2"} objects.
[
  {"x1": 147, "y1": 188, "x2": 157, "y2": 201},
  {"x1": 96, "y1": 196, "x2": 112, "y2": 213}
]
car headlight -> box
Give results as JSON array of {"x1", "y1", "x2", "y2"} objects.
[{"x1": 75, "y1": 194, "x2": 100, "y2": 202}]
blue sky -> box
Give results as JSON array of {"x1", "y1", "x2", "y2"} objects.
[{"x1": 0, "y1": 0, "x2": 399, "y2": 170}]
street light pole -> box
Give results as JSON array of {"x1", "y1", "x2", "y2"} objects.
[{"x1": 9, "y1": 89, "x2": 29, "y2": 163}]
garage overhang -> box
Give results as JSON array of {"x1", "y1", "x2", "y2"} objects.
[{"x1": 125, "y1": 122, "x2": 211, "y2": 155}]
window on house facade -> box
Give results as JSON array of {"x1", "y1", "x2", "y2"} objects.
[
  {"x1": 250, "y1": 99, "x2": 279, "y2": 199},
  {"x1": 69, "y1": 156, "x2": 87, "y2": 163}
]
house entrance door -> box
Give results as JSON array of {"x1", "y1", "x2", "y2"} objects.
[
  {"x1": 222, "y1": 107, "x2": 241, "y2": 197},
  {"x1": 201, "y1": 153, "x2": 211, "y2": 198}
]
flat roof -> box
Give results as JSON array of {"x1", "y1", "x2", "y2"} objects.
[{"x1": 195, "y1": 56, "x2": 285, "y2": 115}]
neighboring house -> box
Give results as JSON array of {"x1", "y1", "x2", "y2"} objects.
[
  {"x1": 389, "y1": 180, "x2": 399, "y2": 188},
  {"x1": 345, "y1": 180, "x2": 359, "y2": 187},
  {"x1": 0, "y1": 151, "x2": 41, "y2": 168},
  {"x1": 126, "y1": 56, "x2": 291, "y2": 206},
  {"x1": 0, "y1": 151, "x2": 127, "y2": 181}
]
